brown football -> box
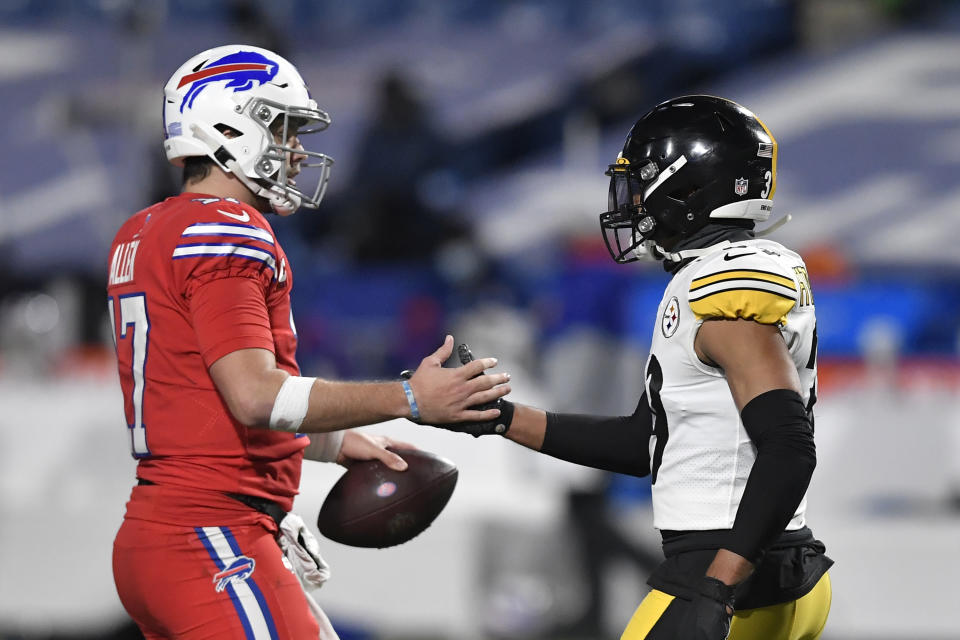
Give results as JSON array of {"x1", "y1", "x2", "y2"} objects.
[{"x1": 316, "y1": 447, "x2": 458, "y2": 548}]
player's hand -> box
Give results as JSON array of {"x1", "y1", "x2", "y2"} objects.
[
  {"x1": 680, "y1": 577, "x2": 735, "y2": 640},
  {"x1": 336, "y1": 431, "x2": 414, "y2": 472},
  {"x1": 405, "y1": 343, "x2": 515, "y2": 437},
  {"x1": 406, "y1": 335, "x2": 511, "y2": 425}
]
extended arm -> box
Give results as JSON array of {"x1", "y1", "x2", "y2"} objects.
[
  {"x1": 421, "y1": 343, "x2": 652, "y2": 477},
  {"x1": 195, "y1": 278, "x2": 509, "y2": 433},
  {"x1": 503, "y1": 398, "x2": 652, "y2": 478},
  {"x1": 210, "y1": 347, "x2": 407, "y2": 431},
  {"x1": 209, "y1": 339, "x2": 508, "y2": 433}
]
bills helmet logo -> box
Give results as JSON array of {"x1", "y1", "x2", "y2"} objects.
[
  {"x1": 178, "y1": 51, "x2": 278, "y2": 112},
  {"x1": 212, "y1": 555, "x2": 256, "y2": 592}
]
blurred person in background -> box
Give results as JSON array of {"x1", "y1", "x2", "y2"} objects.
[
  {"x1": 319, "y1": 69, "x2": 474, "y2": 265},
  {"x1": 301, "y1": 68, "x2": 493, "y2": 378},
  {"x1": 553, "y1": 474, "x2": 661, "y2": 637},
  {"x1": 428, "y1": 96, "x2": 832, "y2": 640},
  {"x1": 107, "y1": 44, "x2": 509, "y2": 639}
]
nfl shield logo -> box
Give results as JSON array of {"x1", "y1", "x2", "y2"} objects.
[{"x1": 734, "y1": 177, "x2": 748, "y2": 196}]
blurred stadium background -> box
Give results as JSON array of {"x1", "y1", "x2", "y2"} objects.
[{"x1": 1, "y1": 0, "x2": 959, "y2": 638}]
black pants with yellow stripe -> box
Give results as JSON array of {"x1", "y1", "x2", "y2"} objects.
[{"x1": 620, "y1": 572, "x2": 832, "y2": 640}]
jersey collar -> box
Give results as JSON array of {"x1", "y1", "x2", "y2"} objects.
[{"x1": 659, "y1": 225, "x2": 756, "y2": 274}]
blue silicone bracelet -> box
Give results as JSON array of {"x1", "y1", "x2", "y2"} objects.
[{"x1": 401, "y1": 379, "x2": 420, "y2": 421}]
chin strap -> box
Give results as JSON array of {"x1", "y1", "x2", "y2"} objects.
[
  {"x1": 755, "y1": 212, "x2": 792, "y2": 237},
  {"x1": 189, "y1": 124, "x2": 301, "y2": 215}
]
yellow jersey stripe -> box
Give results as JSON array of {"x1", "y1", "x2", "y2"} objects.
[
  {"x1": 690, "y1": 268, "x2": 796, "y2": 291},
  {"x1": 689, "y1": 288, "x2": 796, "y2": 325}
]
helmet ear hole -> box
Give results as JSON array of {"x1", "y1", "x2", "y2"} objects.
[
  {"x1": 214, "y1": 123, "x2": 243, "y2": 138},
  {"x1": 667, "y1": 185, "x2": 700, "y2": 202}
]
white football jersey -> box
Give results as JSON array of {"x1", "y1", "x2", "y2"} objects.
[{"x1": 645, "y1": 238, "x2": 817, "y2": 532}]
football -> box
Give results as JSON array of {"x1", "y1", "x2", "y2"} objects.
[{"x1": 317, "y1": 447, "x2": 458, "y2": 548}]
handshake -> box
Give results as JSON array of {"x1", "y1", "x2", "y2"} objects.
[{"x1": 401, "y1": 343, "x2": 515, "y2": 437}]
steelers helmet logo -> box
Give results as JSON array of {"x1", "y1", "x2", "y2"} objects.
[{"x1": 662, "y1": 296, "x2": 680, "y2": 338}]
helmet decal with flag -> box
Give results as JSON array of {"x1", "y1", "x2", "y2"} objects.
[
  {"x1": 163, "y1": 44, "x2": 334, "y2": 216},
  {"x1": 600, "y1": 95, "x2": 779, "y2": 264}
]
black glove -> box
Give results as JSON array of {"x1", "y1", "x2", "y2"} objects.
[
  {"x1": 681, "y1": 577, "x2": 735, "y2": 640},
  {"x1": 400, "y1": 343, "x2": 514, "y2": 437}
]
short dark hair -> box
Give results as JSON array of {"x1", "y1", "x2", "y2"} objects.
[{"x1": 182, "y1": 155, "x2": 215, "y2": 185}]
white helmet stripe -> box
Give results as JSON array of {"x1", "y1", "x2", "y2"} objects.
[{"x1": 643, "y1": 155, "x2": 688, "y2": 200}]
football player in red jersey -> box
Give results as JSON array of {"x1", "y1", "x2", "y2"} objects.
[{"x1": 108, "y1": 45, "x2": 509, "y2": 640}]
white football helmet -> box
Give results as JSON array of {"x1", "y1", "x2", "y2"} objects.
[{"x1": 163, "y1": 44, "x2": 334, "y2": 215}]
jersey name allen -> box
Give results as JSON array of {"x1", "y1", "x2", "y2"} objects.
[{"x1": 109, "y1": 240, "x2": 140, "y2": 285}]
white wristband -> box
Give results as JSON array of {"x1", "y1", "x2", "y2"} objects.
[
  {"x1": 269, "y1": 376, "x2": 317, "y2": 432},
  {"x1": 301, "y1": 430, "x2": 345, "y2": 463}
]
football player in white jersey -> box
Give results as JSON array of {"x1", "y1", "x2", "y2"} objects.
[{"x1": 425, "y1": 96, "x2": 833, "y2": 639}]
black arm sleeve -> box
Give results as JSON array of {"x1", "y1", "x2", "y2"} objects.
[
  {"x1": 540, "y1": 394, "x2": 652, "y2": 478},
  {"x1": 726, "y1": 389, "x2": 817, "y2": 564}
]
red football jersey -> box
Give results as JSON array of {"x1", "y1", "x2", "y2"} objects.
[{"x1": 107, "y1": 193, "x2": 308, "y2": 519}]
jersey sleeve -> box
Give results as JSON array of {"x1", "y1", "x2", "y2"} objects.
[
  {"x1": 170, "y1": 201, "x2": 279, "y2": 300},
  {"x1": 190, "y1": 276, "x2": 276, "y2": 366},
  {"x1": 687, "y1": 251, "x2": 799, "y2": 325}
]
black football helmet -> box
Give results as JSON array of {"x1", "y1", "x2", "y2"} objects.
[{"x1": 600, "y1": 95, "x2": 777, "y2": 263}]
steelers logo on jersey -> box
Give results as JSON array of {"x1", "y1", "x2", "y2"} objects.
[{"x1": 662, "y1": 296, "x2": 680, "y2": 338}]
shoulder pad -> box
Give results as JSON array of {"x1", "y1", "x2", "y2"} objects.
[{"x1": 688, "y1": 246, "x2": 798, "y2": 325}]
